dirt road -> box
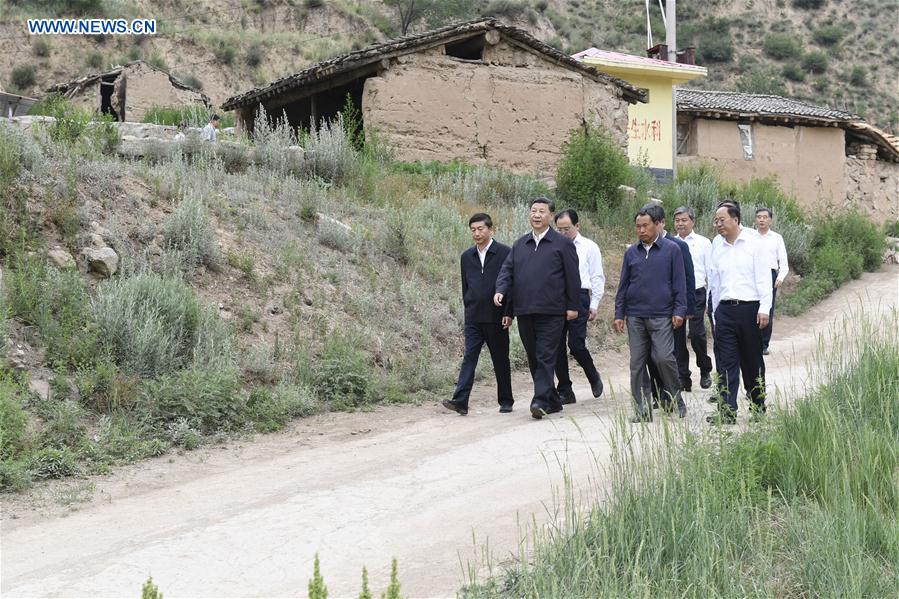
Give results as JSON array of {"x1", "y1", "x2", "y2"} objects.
[{"x1": 2, "y1": 267, "x2": 897, "y2": 598}]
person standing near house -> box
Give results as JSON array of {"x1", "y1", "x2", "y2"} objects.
[
  {"x1": 201, "y1": 114, "x2": 220, "y2": 142},
  {"x1": 443, "y1": 213, "x2": 514, "y2": 416},
  {"x1": 754, "y1": 208, "x2": 789, "y2": 355},
  {"x1": 673, "y1": 205, "x2": 714, "y2": 389},
  {"x1": 613, "y1": 205, "x2": 688, "y2": 422},
  {"x1": 707, "y1": 202, "x2": 772, "y2": 424},
  {"x1": 494, "y1": 197, "x2": 580, "y2": 420},
  {"x1": 552, "y1": 208, "x2": 605, "y2": 404}
]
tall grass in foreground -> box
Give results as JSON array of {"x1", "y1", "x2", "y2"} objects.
[{"x1": 464, "y1": 310, "x2": 899, "y2": 597}]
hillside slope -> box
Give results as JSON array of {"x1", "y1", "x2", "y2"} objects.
[{"x1": 1, "y1": 0, "x2": 895, "y2": 130}]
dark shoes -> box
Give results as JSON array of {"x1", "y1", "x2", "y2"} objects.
[
  {"x1": 499, "y1": 404, "x2": 514, "y2": 413},
  {"x1": 680, "y1": 379, "x2": 692, "y2": 393},
  {"x1": 530, "y1": 401, "x2": 562, "y2": 420},
  {"x1": 591, "y1": 377, "x2": 604, "y2": 398},
  {"x1": 441, "y1": 399, "x2": 468, "y2": 415},
  {"x1": 699, "y1": 373, "x2": 713, "y2": 389},
  {"x1": 762, "y1": 348, "x2": 770, "y2": 355},
  {"x1": 559, "y1": 388, "x2": 577, "y2": 405}
]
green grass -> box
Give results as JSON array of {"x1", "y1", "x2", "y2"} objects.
[{"x1": 463, "y1": 312, "x2": 899, "y2": 597}]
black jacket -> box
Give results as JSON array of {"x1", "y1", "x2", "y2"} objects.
[
  {"x1": 495, "y1": 228, "x2": 581, "y2": 316},
  {"x1": 461, "y1": 240, "x2": 512, "y2": 324}
]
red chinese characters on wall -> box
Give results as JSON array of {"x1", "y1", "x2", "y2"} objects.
[{"x1": 629, "y1": 118, "x2": 663, "y2": 142}]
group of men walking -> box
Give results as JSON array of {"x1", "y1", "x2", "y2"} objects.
[{"x1": 443, "y1": 197, "x2": 788, "y2": 425}]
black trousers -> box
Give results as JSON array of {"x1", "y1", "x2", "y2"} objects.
[
  {"x1": 517, "y1": 314, "x2": 565, "y2": 411},
  {"x1": 555, "y1": 290, "x2": 600, "y2": 392},
  {"x1": 452, "y1": 322, "x2": 513, "y2": 407},
  {"x1": 688, "y1": 287, "x2": 714, "y2": 375},
  {"x1": 713, "y1": 301, "x2": 766, "y2": 414},
  {"x1": 761, "y1": 270, "x2": 778, "y2": 350}
]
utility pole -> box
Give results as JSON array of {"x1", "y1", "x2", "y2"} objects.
[{"x1": 666, "y1": 0, "x2": 677, "y2": 179}]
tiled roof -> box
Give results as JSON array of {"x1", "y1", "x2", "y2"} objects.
[
  {"x1": 222, "y1": 18, "x2": 645, "y2": 110},
  {"x1": 676, "y1": 89, "x2": 858, "y2": 122}
]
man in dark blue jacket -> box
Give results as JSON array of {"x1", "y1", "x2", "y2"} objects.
[
  {"x1": 443, "y1": 213, "x2": 514, "y2": 415},
  {"x1": 494, "y1": 197, "x2": 580, "y2": 420},
  {"x1": 613, "y1": 205, "x2": 688, "y2": 422},
  {"x1": 643, "y1": 204, "x2": 696, "y2": 407}
]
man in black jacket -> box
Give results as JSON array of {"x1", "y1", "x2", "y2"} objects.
[
  {"x1": 494, "y1": 197, "x2": 580, "y2": 420},
  {"x1": 443, "y1": 213, "x2": 514, "y2": 415}
]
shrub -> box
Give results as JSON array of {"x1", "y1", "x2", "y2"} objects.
[
  {"x1": 317, "y1": 220, "x2": 356, "y2": 252},
  {"x1": 763, "y1": 33, "x2": 801, "y2": 60},
  {"x1": 302, "y1": 113, "x2": 358, "y2": 185},
  {"x1": 0, "y1": 460, "x2": 31, "y2": 492},
  {"x1": 697, "y1": 35, "x2": 733, "y2": 63},
  {"x1": 28, "y1": 447, "x2": 78, "y2": 479},
  {"x1": 142, "y1": 367, "x2": 243, "y2": 432},
  {"x1": 849, "y1": 66, "x2": 867, "y2": 87},
  {"x1": 793, "y1": 0, "x2": 825, "y2": 8},
  {"x1": 246, "y1": 382, "x2": 318, "y2": 432},
  {"x1": 556, "y1": 123, "x2": 630, "y2": 215},
  {"x1": 813, "y1": 25, "x2": 843, "y2": 46},
  {"x1": 213, "y1": 41, "x2": 235, "y2": 65},
  {"x1": 315, "y1": 331, "x2": 371, "y2": 409},
  {"x1": 0, "y1": 124, "x2": 22, "y2": 190},
  {"x1": 431, "y1": 164, "x2": 549, "y2": 207},
  {"x1": 86, "y1": 51, "x2": 104, "y2": 69},
  {"x1": 251, "y1": 106, "x2": 299, "y2": 175},
  {"x1": 32, "y1": 39, "x2": 51, "y2": 57},
  {"x1": 92, "y1": 272, "x2": 233, "y2": 377},
  {"x1": 0, "y1": 380, "x2": 27, "y2": 460},
  {"x1": 164, "y1": 194, "x2": 220, "y2": 269},
  {"x1": 143, "y1": 105, "x2": 209, "y2": 127},
  {"x1": 245, "y1": 43, "x2": 264, "y2": 67},
  {"x1": 802, "y1": 51, "x2": 829, "y2": 74},
  {"x1": 9, "y1": 65, "x2": 36, "y2": 90},
  {"x1": 178, "y1": 74, "x2": 204, "y2": 91},
  {"x1": 736, "y1": 68, "x2": 787, "y2": 95},
  {"x1": 782, "y1": 63, "x2": 805, "y2": 82}
]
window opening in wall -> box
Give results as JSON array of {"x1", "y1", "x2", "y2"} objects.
[{"x1": 446, "y1": 35, "x2": 486, "y2": 60}]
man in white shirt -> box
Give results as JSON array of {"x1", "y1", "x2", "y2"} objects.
[
  {"x1": 201, "y1": 114, "x2": 220, "y2": 142},
  {"x1": 674, "y1": 206, "x2": 714, "y2": 389},
  {"x1": 553, "y1": 209, "x2": 605, "y2": 403},
  {"x1": 707, "y1": 201, "x2": 772, "y2": 424},
  {"x1": 755, "y1": 208, "x2": 789, "y2": 355}
]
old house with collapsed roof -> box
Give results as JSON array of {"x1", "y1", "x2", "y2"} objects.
[
  {"x1": 676, "y1": 90, "x2": 899, "y2": 221},
  {"x1": 222, "y1": 19, "x2": 646, "y2": 175},
  {"x1": 47, "y1": 60, "x2": 210, "y2": 123}
]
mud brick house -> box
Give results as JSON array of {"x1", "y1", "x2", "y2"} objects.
[
  {"x1": 676, "y1": 90, "x2": 898, "y2": 221},
  {"x1": 222, "y1": 18, "x2": 646, "y2": 175},
  {"x1": 47, "y1": 60, "x2": 210, "y2": 123}
]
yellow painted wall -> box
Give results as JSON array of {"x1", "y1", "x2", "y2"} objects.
[{"x1": 621, "y1": 74, "x2": 675, "y2": 170}]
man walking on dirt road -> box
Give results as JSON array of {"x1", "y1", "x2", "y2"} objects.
[
  {"x1": 494, "y1": 197, "x2": 580, "y2": 420},
  {"x1": 707, "y1": 201, "x2": 772, "y2": 425},
  {"x1": 552, "y1": 208, "x2": 605, "y2": 404},
  {"x1": 755, "y1": 208, "x2": 789, "y2": 355},
  {"x1": 674, "y1": 205, "x2": 714, "y2": 389},
  {"x1": 443, "y1": 213, "x2": 514, "y2": 415},
  {"x1": 613, "y1": 205, "x2": 688, "y2": 422}
]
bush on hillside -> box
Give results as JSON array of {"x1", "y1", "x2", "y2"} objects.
[
  {"x1": 736, "y1": 68, "x2": 787, "y2": 96},
  {"x1": 0, "y1": 380, "x2": 28, "y2": 460},
  {"x1": 782, "y1": 63, "x2": 805, "y2": 82},
  {"x1": 849, "y1": 66, "x2": 868, "y2": 87},
  {"x1": 142, "y1": 367, "x2": 243, "y2": 433},
  {"x1": 813, "y1": 25, "x2": 844, "y2": 46},
  {"x1": 802, "y1": 51, "x2": 829, "y2": 74},
  {"x1": 164, "y1": 194, "x2": 220, "y2": 270},
  {"x1": 142, "y1": 105, "x2": 210, "y2": 127},
  {"x1": 763, "y1": 33, "x2": 801, "y2": 60},
  {"x1": 556, "y1": 123, "x2": 630, "y2": 215},
  {"x1": 302, "y1": 113, "x2": 358, "y2": 185},
  {"x1": 9, "y1": 65, "x2": 36, "y2": 90},
  {"x1": 793, "y1": 0, "x2": 825, "y2": 8}
]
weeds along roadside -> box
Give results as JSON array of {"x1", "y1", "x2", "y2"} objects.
[
  {"x1": 461, "y1": 308, "x2": 899, "y2": 597},
  {"x1": 0, "y1": 104, "x2": 887, "y2": 493}
]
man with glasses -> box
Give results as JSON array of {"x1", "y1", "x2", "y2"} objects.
[
  {"x1": 552, "y1": 208, "x2": 605, "y2": 404},
  {"x1": 707, "y1": 201, "x2": 772, "y2": 424}
]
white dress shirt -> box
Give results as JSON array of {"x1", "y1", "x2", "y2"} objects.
[
  {"x1": 572, "y1": 233, "x2": 605, "y2": 310},
  {"x1": 680, "y1": 231, "x2": 712, "y2": 289},
  {"x1": 708, "y1": 227, "x2": 773, "y2": 316},
  {"x1": 756, "y1": 229, "x2": 790, "y2": 283},
  {"x1": 476, "y1": 239, "x2": 493, "y2": 270},
  {"x1": 201, "y1": 122, "x2": 217, "y2": 142},
  {"x1": 532, "y1": 228, "x2": 549, "y2": 249}
]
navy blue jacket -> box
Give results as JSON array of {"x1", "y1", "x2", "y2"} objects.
[
  {"x1": 663, "y1": 230, "x2": 695, "y2": 317},
  {"x1": 614, "y1": 235, "x2": 688, "y2": 320},
  {"x1": 495, "y1": 227, "x2": 581, "y2": 316},
  {"x1": 461, "y1": 240, "x2": 512, "y2": 324}
]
